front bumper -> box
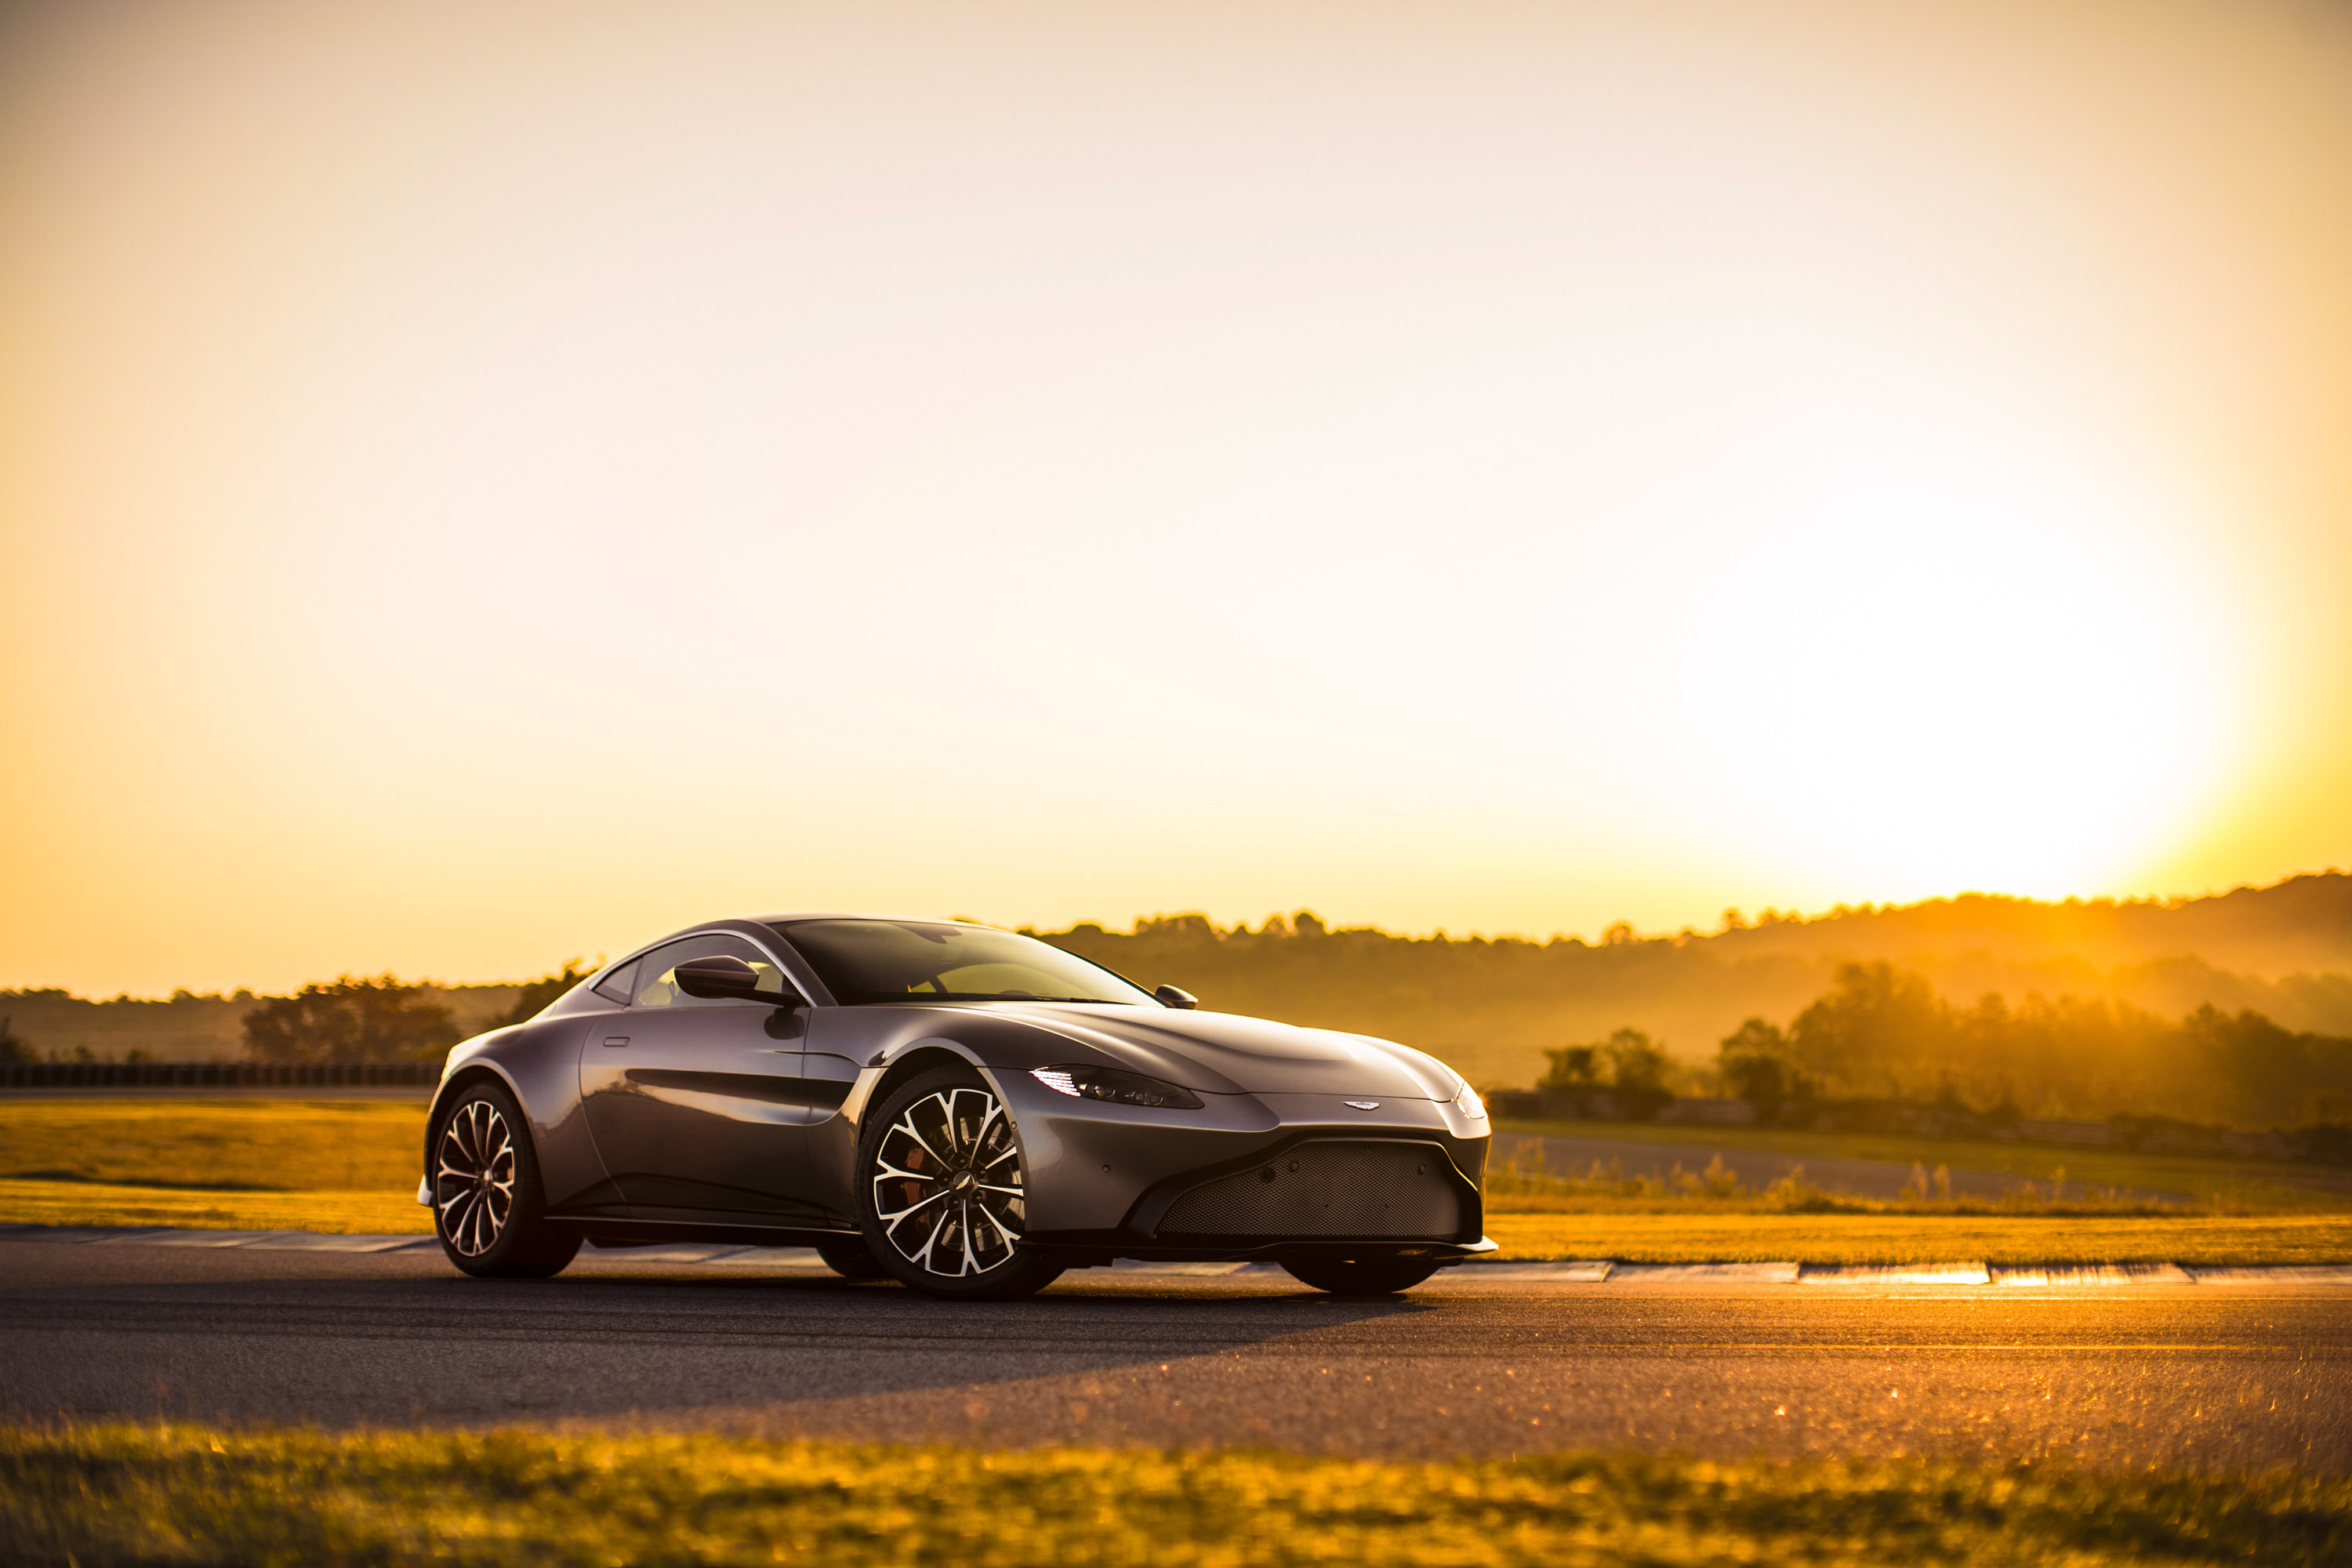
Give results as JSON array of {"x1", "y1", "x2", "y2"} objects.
[{"x1": 993, "y1": 1073, "x2": 1492, "y2": 1263}]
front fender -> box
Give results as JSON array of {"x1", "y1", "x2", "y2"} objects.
[{"x1": 422, "y1": 1018, "x2": 610, "y2": 1211}]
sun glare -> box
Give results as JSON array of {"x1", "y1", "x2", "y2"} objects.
[{"x1": 1679, "y1": 450, "x2": 2234, "y2": 898}]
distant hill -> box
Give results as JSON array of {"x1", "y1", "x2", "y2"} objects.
[
  {"x1": 1035, "y1": 873, "x2": 2352, "y2": 1091},
  {"x1": 7, "y1": 872, "x2": 2349, "y2": 1090},
  {"x1": 1706, "y1": 874, "x2": 2352, "y2": 980}
]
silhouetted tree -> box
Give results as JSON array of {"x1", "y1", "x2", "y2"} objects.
[
  {"x1": 242, "y1": 975, "x2": 459, "y2": 1064},
  {"x1": 1602, "y1": 1026, "x2": 1675, "y2": 1120},
  {"x1": 0, "y1": 1014, "x2": 31, "y2": 1065},
  {"x1": 1134, "y1": 913, "x2": 1218, "y2": 942},
  {"x1": 1716, "y1": 1017, "x2": 1813, "y2": 1125},
  {"x1": 1540, "y1": 1044, "x2": 1601, "y2": 1089},
  {"x1": 2181, "y1": 1004, "x2": 2352, "y2": 1127},
  {"x1": 1788, "y1": 960, "x2": 1951, "y2": 1094}
]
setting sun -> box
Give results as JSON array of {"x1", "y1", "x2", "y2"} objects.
[{"x1": 1676, "y1": 431, "x2": 2238, "y2": 898}]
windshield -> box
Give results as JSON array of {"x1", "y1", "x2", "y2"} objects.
[{"x1": 774, "y1": 920, "x2": 1160, "y2": 1007}]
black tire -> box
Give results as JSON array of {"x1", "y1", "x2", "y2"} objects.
[
  {"x1": 856, "y1": 1065, "x2": 1064, "y2": 1301},
  {"x1": 1281, "y1": 1255, "x2": 1443, "y2": 1296},
  {"x1": 430, "y1": 1080, "x2": 581, "y2": 1279},
  {"x1": 816, "y1": 1238, "x2": 888, "y2": 1279}
]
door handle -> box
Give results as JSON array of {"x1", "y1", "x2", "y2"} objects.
[{"x1": 602, "y1": 1036, "x2": 630, "y2": 1048}]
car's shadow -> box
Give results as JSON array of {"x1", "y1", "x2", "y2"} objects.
[{"x1": 1, "y1": 1265, "x2": 1448, "y2": 1429}]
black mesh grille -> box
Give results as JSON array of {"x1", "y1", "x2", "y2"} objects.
[{"x1": 1156, "y1": 1141, "x2": 1464, "y2": 1240}]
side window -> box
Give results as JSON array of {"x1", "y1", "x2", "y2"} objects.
[
  {"x1": 629, "y1": 935, "x2": 795, "y2": 1009},
  {"x1": 592, "y1": 959, "x2": 638, "y2": 1004}
]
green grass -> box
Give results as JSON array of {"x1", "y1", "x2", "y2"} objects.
[
  {"x1": 1494, "y1": 1119, "x2": 2352, "y2": 1212},
  {"x1": 1485, "y1": 1213, "x2": 2352, "y2": 1265},
  {"x1": 3, "y1": 1422, "x2": 2347, "y2": 1567}
]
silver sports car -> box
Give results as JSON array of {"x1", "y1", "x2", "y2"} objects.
[{"x1": 420, "y1": 916, "x2": 1494, "y2": 1298}]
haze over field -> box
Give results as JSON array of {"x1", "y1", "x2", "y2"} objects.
[
  {"x1": 11, "y1": 873, "x2": 2350, "y2": 1120},
  {"x1": 2, "y1": 1, "x2": 2350, "y2": 998}
]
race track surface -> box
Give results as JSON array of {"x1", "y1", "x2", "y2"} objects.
[{"x1": 3, "y1": 1240, "x2": 2347, "y2": 1471}]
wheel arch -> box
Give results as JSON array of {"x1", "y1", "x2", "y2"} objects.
[{"x1": 858, "y1": 1044, "x2": 985, "y2": 1128}]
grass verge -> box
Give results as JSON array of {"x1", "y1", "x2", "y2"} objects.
[
  {"x1": 4, "y1": 1422, "x2": 2347, "y2": 1567},
  {"x1": 1492, "y1": 1119, "x2": 2352, "y2": 1211},
  {"x1": 1485, "y1": 1212, "x2": 2352, "y2": 1265},
  {"x1": 0, "y1": 1097, "x2": 430, "y2": 1233},
  {"x1": 0, "y1": 1098, "x2": 426, "y2": 1191},
  {"x1": 0, "y1": 1178, "x2": 426, "y2": 1234}
]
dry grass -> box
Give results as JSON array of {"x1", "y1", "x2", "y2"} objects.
[
  {"x1": 1483, "y1": 1149, "x2": 2188, "y2": 1216},
  {"x1": 0, "y1": 1178, "x2": 428, "y2": 1234},
  {"x1": 1490, "y1": 1118, "x2": 2352, "y2": 1213},
  {"x1": 0, "y1": 1098, "x2": 431, "y2": 1234},
  {"x1": 0, "y1": 1098, "x2": 426, "y2": 1191},
  {"x1": 4, "y1": 1421, "x2": 2347, "y2": 1567}
]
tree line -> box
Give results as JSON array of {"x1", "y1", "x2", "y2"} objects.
[
  {"x1": 1534, "y1": 960, "x2": 2352, "y2": 1131},
  {"x1": 237, "y1": 965, "x2": 586, "y2": 1064}
]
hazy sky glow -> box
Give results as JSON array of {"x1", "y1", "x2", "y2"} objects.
[{"x1": 3, "y1": 0, "x2": 2350, "y2": 995}]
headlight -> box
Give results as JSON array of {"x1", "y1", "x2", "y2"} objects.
[
  {"x1": 1452, "y1": 1080, "x2": 1486, "y2": 1120},
  {"x1": 1031, "y1": 1065, "x2": 1203, "y2": 1109}
]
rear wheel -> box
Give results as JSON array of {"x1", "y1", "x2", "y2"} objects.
[
  {"x1": 857, "y1": 1066, "x2": 1063, "y2": 1301},
  {"x1": 1281, "y1": 1255, "x2": 1442, "y2": 1296},
  {"x1": 432, "y1": 1082, "x2": 580, "y2": 1279}
]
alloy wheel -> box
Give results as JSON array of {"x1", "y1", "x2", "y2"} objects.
[
  {"x1": 869, "y1": 1085, "x2": 1026, "y2": 1276},
  {"x1": 435, "y1": 1099, "x2": 517, "y2": 1258}
]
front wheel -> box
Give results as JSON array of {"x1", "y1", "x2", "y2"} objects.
[
  {"x1": 857, "y1": 1066, "x2": 1064, "y2": 1301},
  {"x1": 432, "y1": 1082, "x2": 580, "y2": 1279},
  {"x1": 1281, "y1": 1255, "x2": 1442, "y2": 1296}
]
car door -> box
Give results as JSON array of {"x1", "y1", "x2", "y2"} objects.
[{"x1": 578, "y1": 932, "x2": 829, "y2": 1223}]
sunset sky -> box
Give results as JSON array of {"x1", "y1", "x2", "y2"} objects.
[{"x1": 3, "y1": 0, "x2": 2350, "y2": 996}]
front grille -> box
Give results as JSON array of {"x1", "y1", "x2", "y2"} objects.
[{"x1": 1156, "y1": 1140, "x2": 1464, "y2": 1240}]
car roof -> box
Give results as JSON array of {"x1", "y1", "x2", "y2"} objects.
[{"x1": 743, "y1": 913, "x2": 995, "y2": 927}]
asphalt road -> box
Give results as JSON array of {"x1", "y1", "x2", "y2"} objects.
[{"x1": 5, "y1": 1240, "x2": 2348, "y2": 1471}]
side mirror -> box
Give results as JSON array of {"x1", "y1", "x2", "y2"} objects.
[
  {"x1": 1154, "y1": 985, "x2": 1198, "y2": 1011},
  {"x1": 674, "y1": 956, "x2": 779, "y2": 1002}
]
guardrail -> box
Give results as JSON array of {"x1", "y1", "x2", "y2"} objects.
[{"x1": 0, "y1": 1061, "x2": 438, "y2": 1090}]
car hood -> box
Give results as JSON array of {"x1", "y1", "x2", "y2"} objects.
[{"x1": 982, "y1": 1004, "x2": 1457, "y2": 1099}]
